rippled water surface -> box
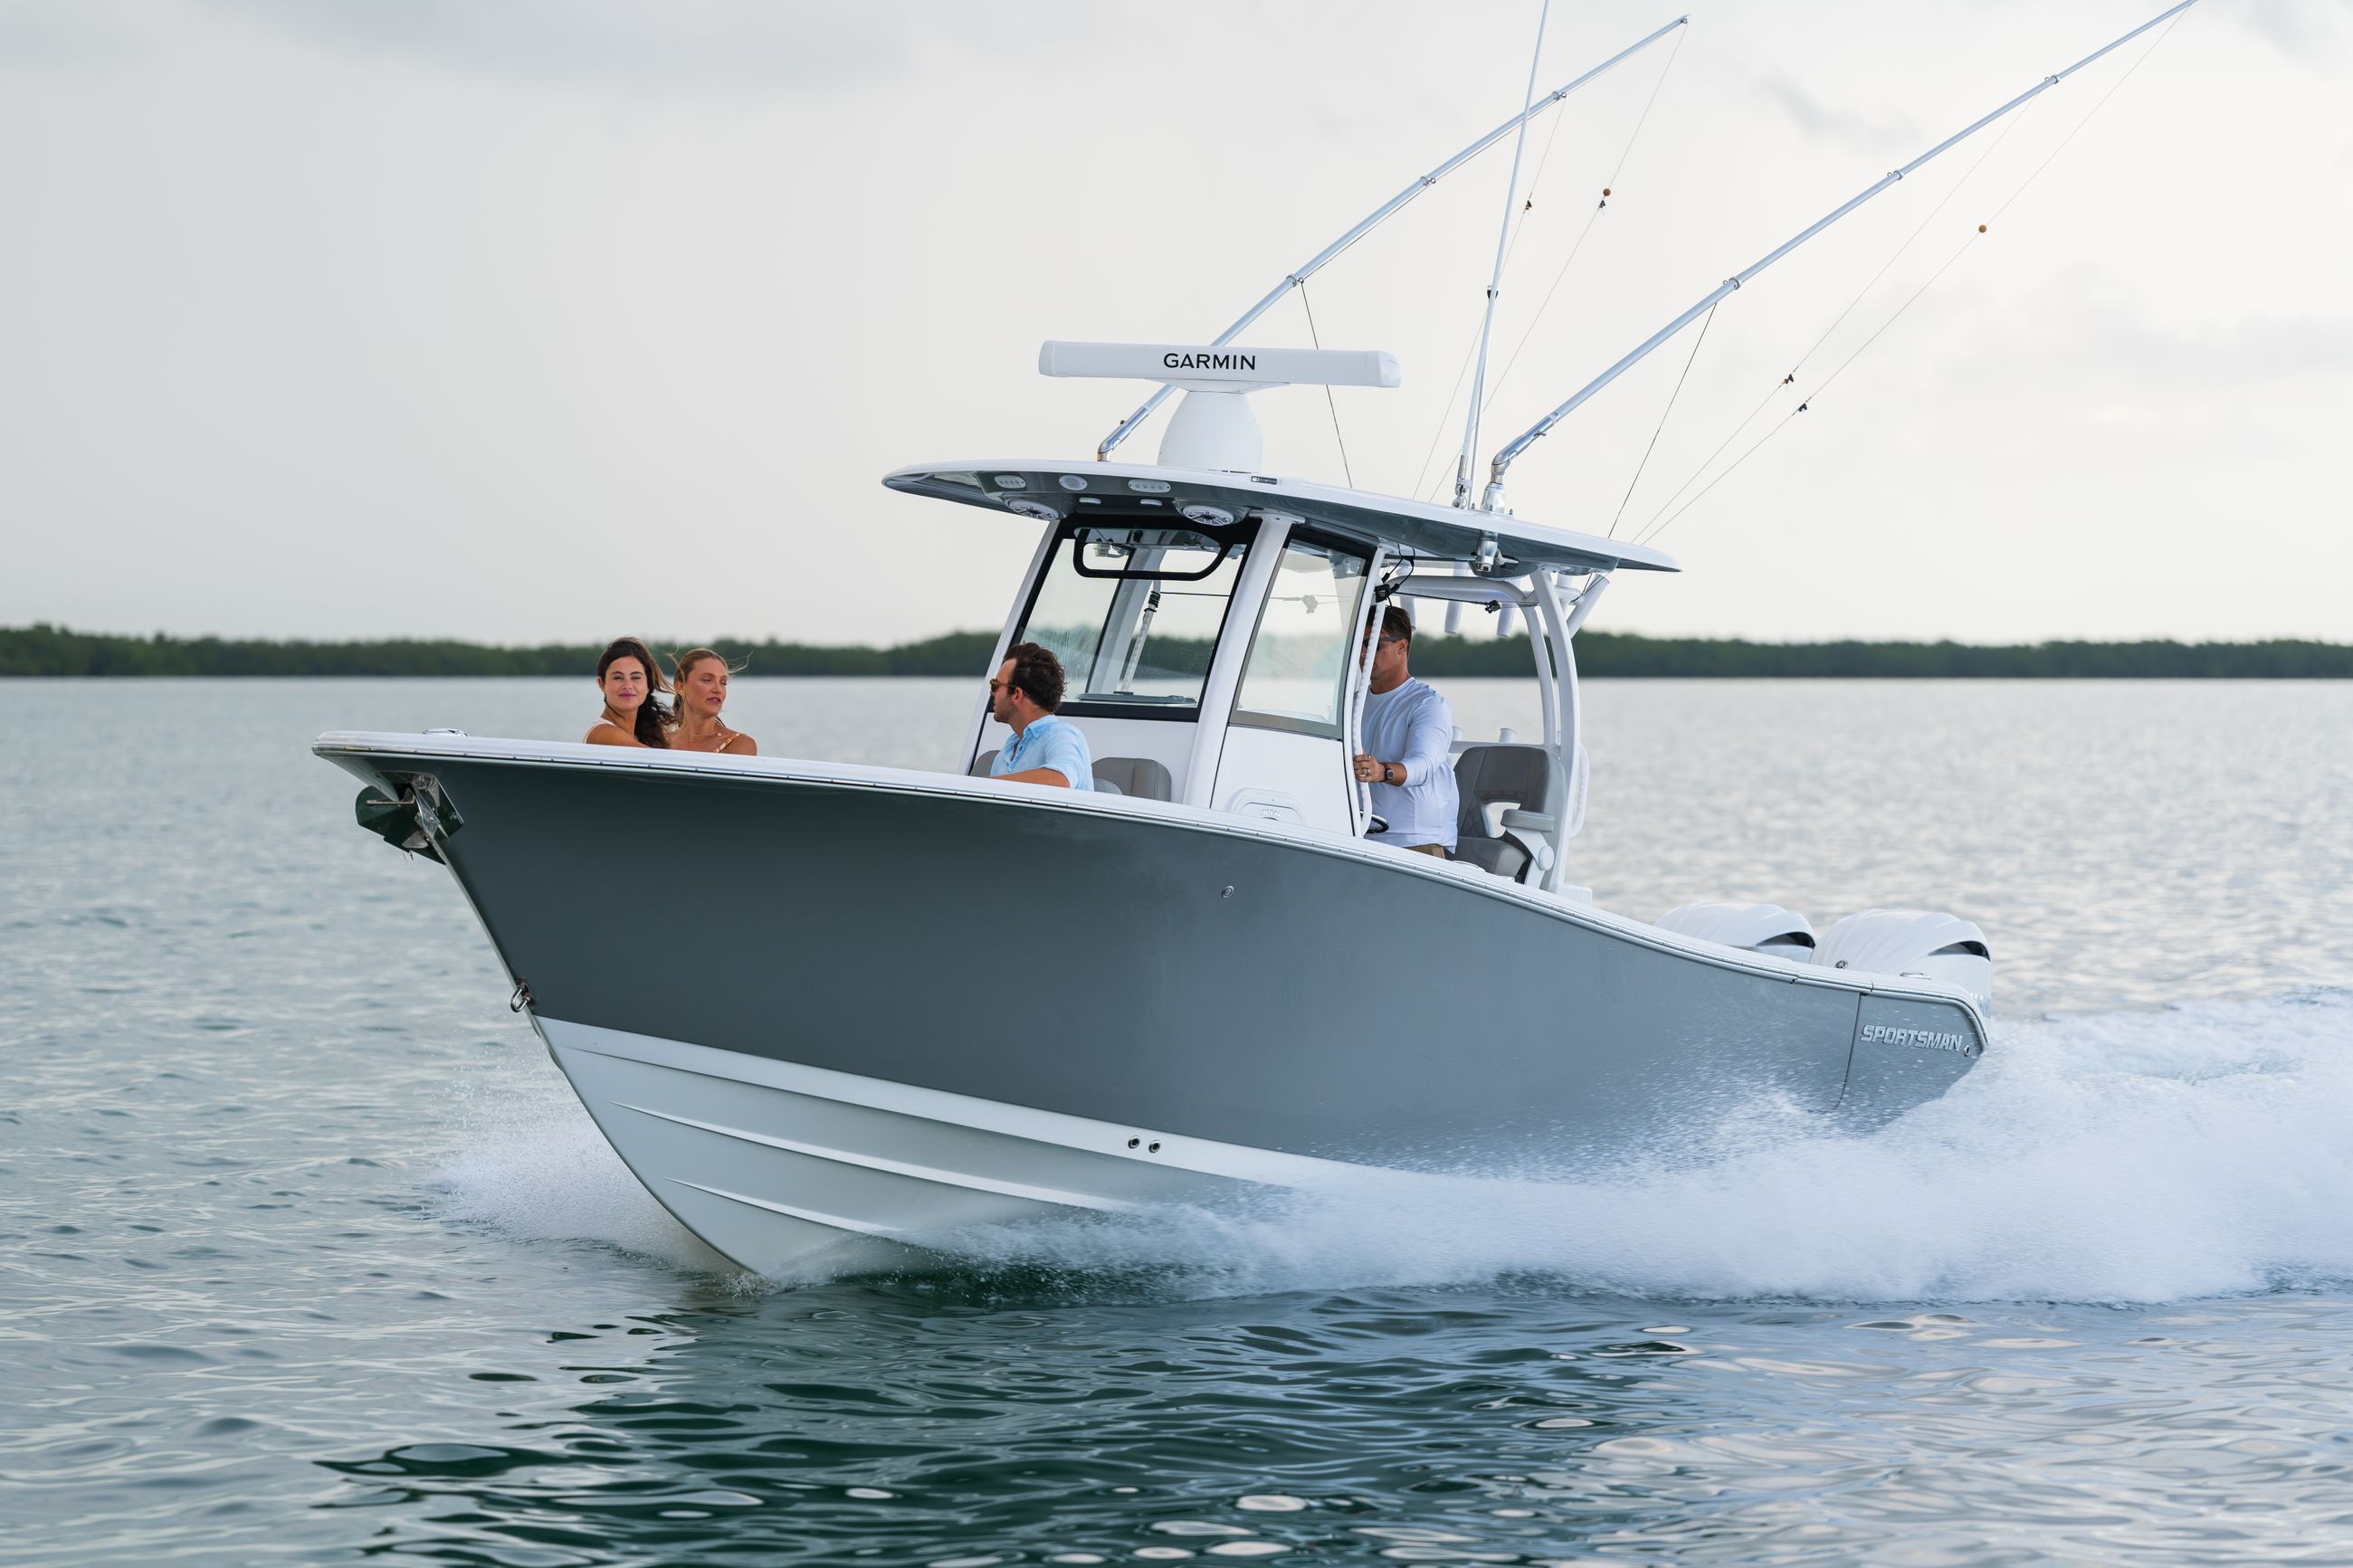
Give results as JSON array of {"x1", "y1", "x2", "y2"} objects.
[{"x1": 4, "y1": 678, "x2": 2351, "y2": 1564}]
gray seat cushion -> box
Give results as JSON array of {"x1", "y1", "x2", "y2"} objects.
[
  {"x1": 969, "y1": 748, "x2": 1171, "y2": 802},
  {"x1": 1452, "y1": 836, "x2": 1527, "y2": 880},
  {"x1": 1453, "y1": 744, "x2": 1563, "y2": 883},
  {"x1": 1091, "y1": 755, "x2": 1174, "y2": 801}
]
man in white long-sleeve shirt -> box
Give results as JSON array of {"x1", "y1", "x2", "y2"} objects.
[{"x1": 1351, "y1": 605, "x2": 1460, "y2": 857}]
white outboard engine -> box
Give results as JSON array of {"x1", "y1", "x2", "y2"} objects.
[
  {"x1": 1813, "y1": 908, "x2": 1992, "y2": 1009},
  {"x1": 1655, "y1": 902, "x2": 1817, "y2": 960}
]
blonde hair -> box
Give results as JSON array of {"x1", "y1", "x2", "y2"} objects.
[{"x1": 671, "y1": 647, "x2": 748, "y2": 686}]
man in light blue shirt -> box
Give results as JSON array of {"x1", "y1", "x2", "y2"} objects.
[
  {"x1": 1351, "y1": 606, "x2": 1458, "y2": 854},
  {"x1": 987, "y1": 641, "x2": 1093, "y2": 790}
]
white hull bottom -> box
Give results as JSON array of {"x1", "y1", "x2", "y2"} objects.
[{"x1": 540, "y1": 1020, "x2": 1357, "y2": 1277}]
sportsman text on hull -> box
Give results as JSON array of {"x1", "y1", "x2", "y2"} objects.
[{"x1": 1841, "y1": 993, "x2": 1987, "y2": 1119}]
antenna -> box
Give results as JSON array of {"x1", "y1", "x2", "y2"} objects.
[
  {"x1": 1043, "y1": 342, "x2": 1400, "y2": 471},
  {"x1": 1454, "y1": 0, "x2": 1551, "y2": 512}
]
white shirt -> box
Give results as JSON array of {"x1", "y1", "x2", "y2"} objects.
[{"x1": 1360, "y1": 677, "x2": 1458, "y2": 850}]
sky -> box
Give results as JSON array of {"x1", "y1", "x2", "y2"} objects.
[{"x1": 1, "y1": 0, "x2": 2348, "y2": 648}]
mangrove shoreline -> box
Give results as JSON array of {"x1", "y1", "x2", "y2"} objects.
[{"x1": 5, "y1": 623, "x2": 2350, "y2": 679}]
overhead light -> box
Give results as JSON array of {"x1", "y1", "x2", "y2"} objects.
[
  {"x1": 1057, "y1": 474, "x2": 1089, "y2": 492},
  {"x1": 1127, "y1": 479, "x2": 1172, "y2": 494},
  {"x1": 993, "y1": 474, "x2": 1028, "y2": 489}
]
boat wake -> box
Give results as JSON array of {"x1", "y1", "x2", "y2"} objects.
[
  {"x1": 432, "y1": 1069, "x2": 741, "y2": 1278},
  {"x1": 433, "y1": 990, "x2": 2353, "y2": 1306}
]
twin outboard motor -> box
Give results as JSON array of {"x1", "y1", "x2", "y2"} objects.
[
  {"x1": 1656, "y1": 901, "x2": 1992, "y2": 1010},
  {"x1": 1813, "y1": 908, "x2": 1992, "y2": 1009},
  {"x1": 1654, "y1": 902, "x2": 1816, "y2": 960}
]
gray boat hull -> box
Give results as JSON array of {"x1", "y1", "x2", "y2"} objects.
[{"x1": 319, "y1": 736, "x2": 1986, "y2": 1272}]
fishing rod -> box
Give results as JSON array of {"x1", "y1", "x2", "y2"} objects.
[
  {"x1": 1094, "y1": 14, "x2": 1690, "y2": 462},
  {"x1": 1480, "y1": 0, "x2": 2201, "y2": 512}
]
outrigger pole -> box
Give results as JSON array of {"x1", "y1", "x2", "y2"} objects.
[
  {"x1": 1481, "y1": 0, "x2": 2201, "y2": 511},
  {"x1": 1095, "y1": 14, "x2": 1691, "y2": 462},
  {"x1": 1452, "y1": 1, "x2": 1552, "y2": 513}
]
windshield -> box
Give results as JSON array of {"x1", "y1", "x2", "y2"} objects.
[
  {"x1": 1012, "y1": 521, "x2": 1252, "y2": 714},
  {"x1": 1232, "y1": 536, "x2": 1369, "y2": 737}
]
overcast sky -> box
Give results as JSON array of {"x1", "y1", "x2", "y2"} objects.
[{"x1": 3, "y1": 0, "x2": 2348, "y2": 646}]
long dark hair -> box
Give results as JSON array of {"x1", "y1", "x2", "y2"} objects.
[{"x1": 595, "y1": 636, "x2": 672, "y2": 748}]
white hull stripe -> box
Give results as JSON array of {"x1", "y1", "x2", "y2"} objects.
[
  {"x1": 613, "y1": 1099, "x2": 1135, "y2": 1212},
  {"x1": 546, "y1": 1020, "x2": 1362, "y2": 1189},
  {"x1": 664, "y1": 1177, "x2": 906, "y2": 1237}
]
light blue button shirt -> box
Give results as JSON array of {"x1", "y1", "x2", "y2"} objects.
[
  {"x1": 1361, "y1": 678, "x2": 1457, "y2": 850},
  {"x1": 992, "y1": 715, "x2": 1093, "y2": 790}
]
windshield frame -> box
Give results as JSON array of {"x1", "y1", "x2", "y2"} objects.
[
  {"x1": 1004, "y1": 512, "x2": 1260, "y2": 723},
  {"x1": 1066, "y1": 523, "x2": 1243, "y2": 582}
]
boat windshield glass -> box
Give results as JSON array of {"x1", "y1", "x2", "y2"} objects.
[
  {"x1": 1012, "y1": 521, "x2": 1251, "y2": 715},
  {"x1": 1233, "y1": 536, "x2": 1369, "y2": 738}
]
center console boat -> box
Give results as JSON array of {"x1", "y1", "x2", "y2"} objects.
[
  {"x1": 310, "y1": 7, "x2": 2213, "y2": 1274},
  {"x1": 316, "y1": 373, "x2": 1989, "y2": 1272}
]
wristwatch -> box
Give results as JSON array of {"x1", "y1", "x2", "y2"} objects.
[{"x1": 1381, "y1": 763, "x2": 1398, "y2": 785}]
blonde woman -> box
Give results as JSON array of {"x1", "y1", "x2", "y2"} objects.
[{"x1": 671, "y1": 647, "x2": 757, "y2": 755}]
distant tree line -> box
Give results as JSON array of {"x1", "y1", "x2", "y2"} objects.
[
  {"x1": 0, "y1": 624, "x2": 1000, "y2": 678},
  {"x1": 5, "y1": 622, "x2": 2349, "y2": 679}
]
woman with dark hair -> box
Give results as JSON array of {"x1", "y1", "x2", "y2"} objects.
[
  {"x1": 670, "y1": 647, "x2": 757, "y2": 755},
  {"x1": 584, "y1": 636, "x2": 672, "y2": 748}
]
